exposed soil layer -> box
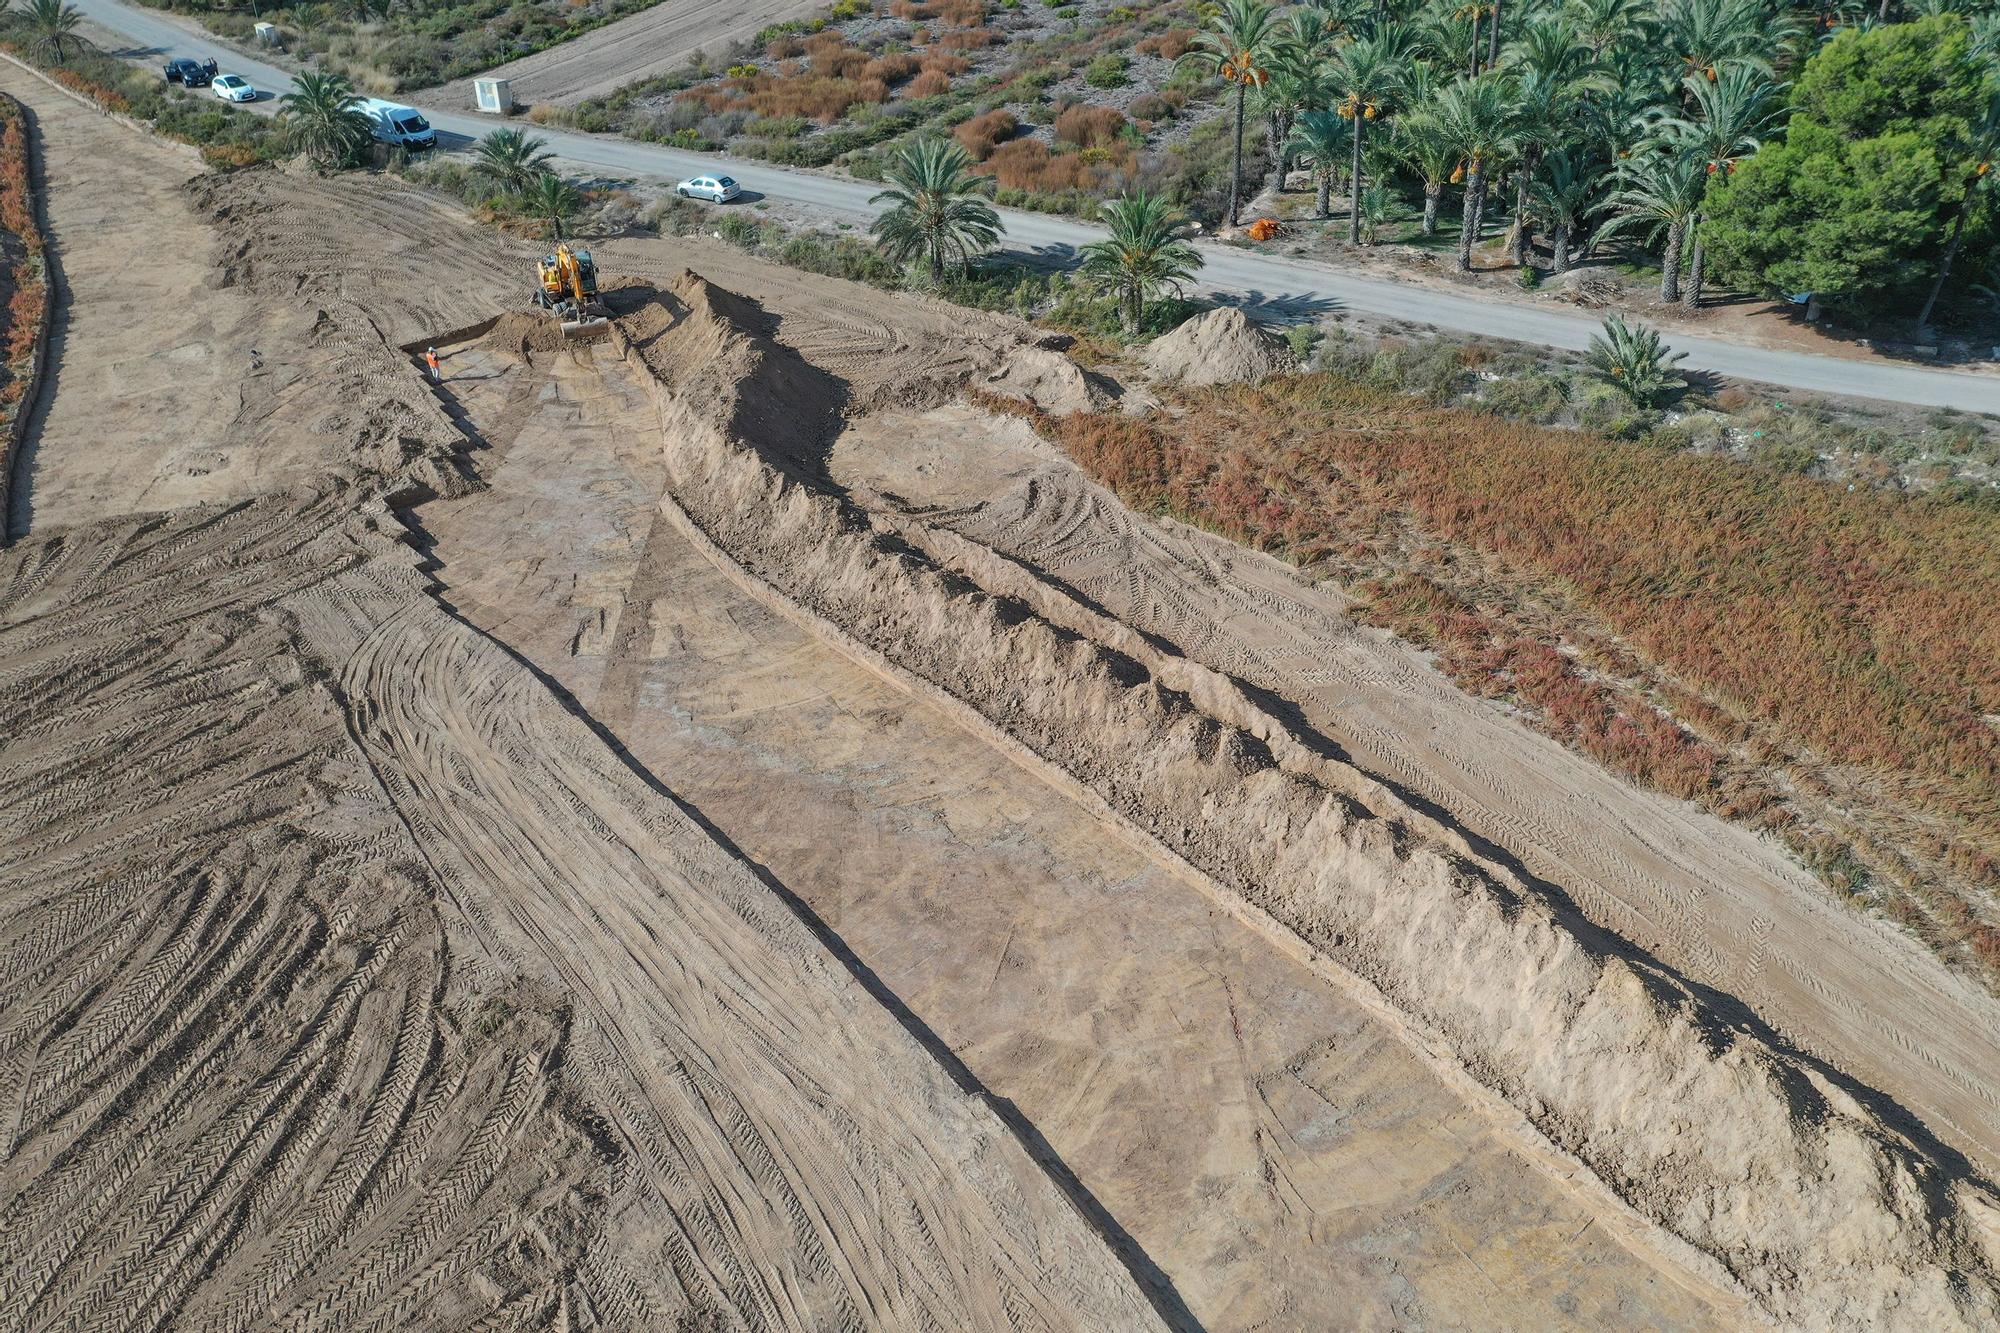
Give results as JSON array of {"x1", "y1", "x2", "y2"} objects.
[
  {"x1": 620, "y1": 266, "x2": 2000, "y2": 1327},
  {"x1": 413, "y1": 329, "x2": 1736, "y2": 1329},
  {"x1": 0, "y1": 77, "x2": 1160, "y2": 1329},
  {"x1": 424, "y1": 0, "x2": 829, "y2": 109}
]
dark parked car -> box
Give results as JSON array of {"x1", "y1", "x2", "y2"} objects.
[{"x1": 163, "y1": 58, "x2": 219, "y2": 87}]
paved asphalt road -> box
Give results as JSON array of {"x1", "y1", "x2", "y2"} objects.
[{"x1": 67, "y1": 0, "x2": 2000, "y2": 411}]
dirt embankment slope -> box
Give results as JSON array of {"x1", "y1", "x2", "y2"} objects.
[
  {"x1": 617, "y1": 267, "x2": 2000, "y2": 1329},
  {"x1": 423, "y1": 0, "x2": 827, "y2": 110},
  {"x1": 411, "y1": 324, "x2": 1737, "y2": 1329}
]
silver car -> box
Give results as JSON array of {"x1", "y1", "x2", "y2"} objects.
[
  {"x1": 676, "y1": 174, "x2": 741, "y2": 203},
  {"x1": 211, "y1": 74, "x2": 257, "y2": 103}
]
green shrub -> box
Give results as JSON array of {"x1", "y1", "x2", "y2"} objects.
[{"x1": 1084, "y1": 53, "x2": 1129, "y2": 89}]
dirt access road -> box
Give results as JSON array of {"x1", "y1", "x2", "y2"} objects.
[{"x1": 425, "y1": 0, "x2": 826, "y2": 110}]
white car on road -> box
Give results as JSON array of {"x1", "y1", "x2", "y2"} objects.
[
  {"x1": 211, "y1": 74, "x2": 257, "y2": 103},
  {"x1": 676, "y1": 174, "x2": 741, "y2": 203}
]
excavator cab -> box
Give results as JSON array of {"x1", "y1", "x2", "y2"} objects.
[{"x1": 534, "y1": 242, "x2": 609, "y2": 338}]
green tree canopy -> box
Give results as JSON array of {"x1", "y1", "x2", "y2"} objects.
[{"x1": 1703, "y1": 14, "x2": 1996, "y2": 321}]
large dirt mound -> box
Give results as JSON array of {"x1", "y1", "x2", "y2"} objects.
[
  {"x1": 1141, "y1": 308, "x2": 1297, "y2": 386},
  {"x1": 617, "y1": 270, "x2": 2000, "y2": 1329}
]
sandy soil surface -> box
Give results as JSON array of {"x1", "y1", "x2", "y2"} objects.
[
  {"x1": 9, "y1": 48, "x2": 2000, "y2": 1327},
  {"x1": 413, "y1": 331, "x2": 1736, "y2": 1329},
  {"x1": 835, "y1": 404, "x2": 2000, "y2": 1185},
  {"x1": 0, "y1": 77, "x2": 1159, "y2": 1328},
  {"x1": 423, "y1": 0, "x2": 827, "y2": 110}
]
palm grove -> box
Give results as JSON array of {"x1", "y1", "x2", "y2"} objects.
[{"x1": 1220, "y1": 0, "x2": 1997, "y2": 329}]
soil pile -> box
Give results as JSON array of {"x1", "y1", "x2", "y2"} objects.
[
  {"x1": 621, "y1": 269, "x2": 2000, "y2": 1329},
  {"x1": 983, "y1": 345, "x2": 1110, "y2": 416},
  {"x1": 1141, "y1": 308, "x2": 1297, "y2": 386}
]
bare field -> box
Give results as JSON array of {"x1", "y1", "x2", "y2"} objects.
[
  {"x1": 424, "y1": 0, "x2": 828, "y2": 110},
  {"x1": 5, "y1": 49, "x2": 2000, "y2": 1331}
]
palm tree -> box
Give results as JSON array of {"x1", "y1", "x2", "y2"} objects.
[
  {"x1": 1657, "y1": 0, "x2": 1780, "y2": 83},
  {"x1": 1596, "y1": 144, "x2": 1705, "y2": 301},
  {"x1": 1288, "y1": 108, "x2": 1354, "y2": 218},
  {"x1": 277, "y1": 71, "x2": 372, "y2": 171},
  {"x1": 523, "y1": 172, "x2": 581, "y2": 240},
  {"x1": 1393, "y1": 108, "x2": 1457, "y2": 236},
  {"x1": 869, "y1": 138, "x2": 1002, "y2": 285},
  {"x1": 1586, "y1": 314, "x2": 1688, "y2": 407},
  {"x1": 471, "y1": 128, "x2": 556, "y2": 196},
  {"x1": 1503, "y1": 65, "x2": 1609, "y2": 266},
  {"x1": 1326, "y1": 28, "x2": 1413, "y2": 244},
  {"x1": 1526, "y1": 150, "x2": 1603, "y2": 271},
  {"x1": 1564, "y1": 0, "x2": 1647, "y2": 59},
  {"x1": 1177, "y1": 0, "x2": 1279, "y2": 226},
  {"x1": 21, "y1": 0, "x2": 84, "y2": 65},
  {"x1": 1259, "y1": 5, "x2": 1338, "y2": 191},
  {"x1": 1646, "y1": 65, "x2": 1780, "y2": 305},
  {"x1": 1078, "y1": 192, "x2": 1204, "y2": 335},
  {"x1": 1436, "y1": 73, "x2": 1515, "y2": 270}
]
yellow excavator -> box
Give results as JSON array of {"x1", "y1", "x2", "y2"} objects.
[{"x1": 534, "y1": 241, "x2": 609, "y2": 338}]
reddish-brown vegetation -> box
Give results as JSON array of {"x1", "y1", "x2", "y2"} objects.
[
  {"x1": 1054, "y1": 103, "x2": 1126, "y2": 148},
  {"x1": 862, "y1": 51, "x2": 921, "y2": 83},
  {"x1": 1037, "y1": 371, "x2": 2000, "y2": 970},
  {"x1": 0, "y1": 96, "x2": 44, "y2": 408},
  {"x1": 679, "y1": 68, "x2": 891, "y2": 122},
  {"x1": 907, "y1": 69, "x2": 951, "y2": 96},
  {"x1": 766, "y1": 34, "x2": 804, "y2": 58},
  {"x1": 954, "y1": 108, "x2": 1017, "y2": 159},
  {"x1": 935, "y1": 25, "x2": 1001, "y2": 49},
  {"x1": 1135, "y1": 27, "x2": 1195, "y2": 59},
  {"x1": 920, "y1": 52, "x2": 971, "y2": 76},
  {"x1": 979, "y1": 138, "x2": 1136, "y2": 193}
]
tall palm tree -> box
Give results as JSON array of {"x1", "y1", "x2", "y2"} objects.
[
  {"x1": 1526, "y1": 149, "x2": 1604, "y2": 271},
  {"x1": 1393, "y1": 107, "x2": 1457, "y2": 235},
  {"x1": 1326, "y1": 28, "x2": 1413, "y2": 243},
  {"x1": 1259, "y1": 7, "x2": 1335, "y2": 191},
  {"x1": 1288, "y1": 108, "x2": 1354, "y2": 218},
  {"x1": 1596, "y1": 143, "x2": 1705, "y2": 301},
  {"x1": 1503, "y1": 65, "x2": 1610, "y2": 266},
  {"x1": 523, "y1": 172, "x2": 581, "y2": 240},
  {"x1": 1657, "y1": 0, "x2": 1781, "y2": 83},
  {"x1": 471, "y1": 128, "x2": 555, "y2": 196},
  {"x1": 1177, "y1": 0, "x2": 1279, "y2": 226},
  {"x1": 1646, "y1": 65, "x2": 1780, "y2": 305},
  {"x1": 277, "y1": 71, "x2": 372, "y2": 171},
  {"x1": 1564, "y1": 0, "x2": 1647, "y2": 59},
  {"x1": 869, "y1": 138, "x2": 1002, "y2": 285},
  {"x1": 1078, "y1": 192, "x2": 1204, "y2": 334},
  {"x1": 21, "y1": 0, "x2": 84, "y2": 65},
  {"x1": 1436, "y1": 72, "x2": 1515, "y2": 270}
]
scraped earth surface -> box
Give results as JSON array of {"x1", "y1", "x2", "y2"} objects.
[
  {"x1": 7, "y1": 50, "x2": 2000, "y2": 1332},
  {"x1": 412, "y1": 331, "x2": 1736, "y2": 1329},
  {"x1": 425, "y1": 0, "x2": 827, "y2": 110}
]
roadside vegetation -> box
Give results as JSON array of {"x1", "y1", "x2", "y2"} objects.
[
  {"x1": 0, "y1": 93, "x2": 45, "y2": 434},
  {"x1": 127, "y1": 0, "x2": 668, "y2": 92},
  {"x1": 0, "y1": 12, "x2": 287, "y2": 165}
]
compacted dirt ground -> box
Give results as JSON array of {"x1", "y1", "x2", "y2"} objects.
[{"x1": 7, "y1": 50, "x2": 2000, "y2": 1332}]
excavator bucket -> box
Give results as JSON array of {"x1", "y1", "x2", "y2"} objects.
[{"x1": 560, "y1": 313, "x2": 610, "y2": 340}]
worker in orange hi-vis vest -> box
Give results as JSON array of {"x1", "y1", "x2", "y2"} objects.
[{"x1": 425, "y1": 346, "x2": 441, "y2": 384}]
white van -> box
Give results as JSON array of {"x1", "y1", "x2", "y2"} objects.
[{"x1": 355, "y1": 98, "x2": 436, "y2": 151}]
